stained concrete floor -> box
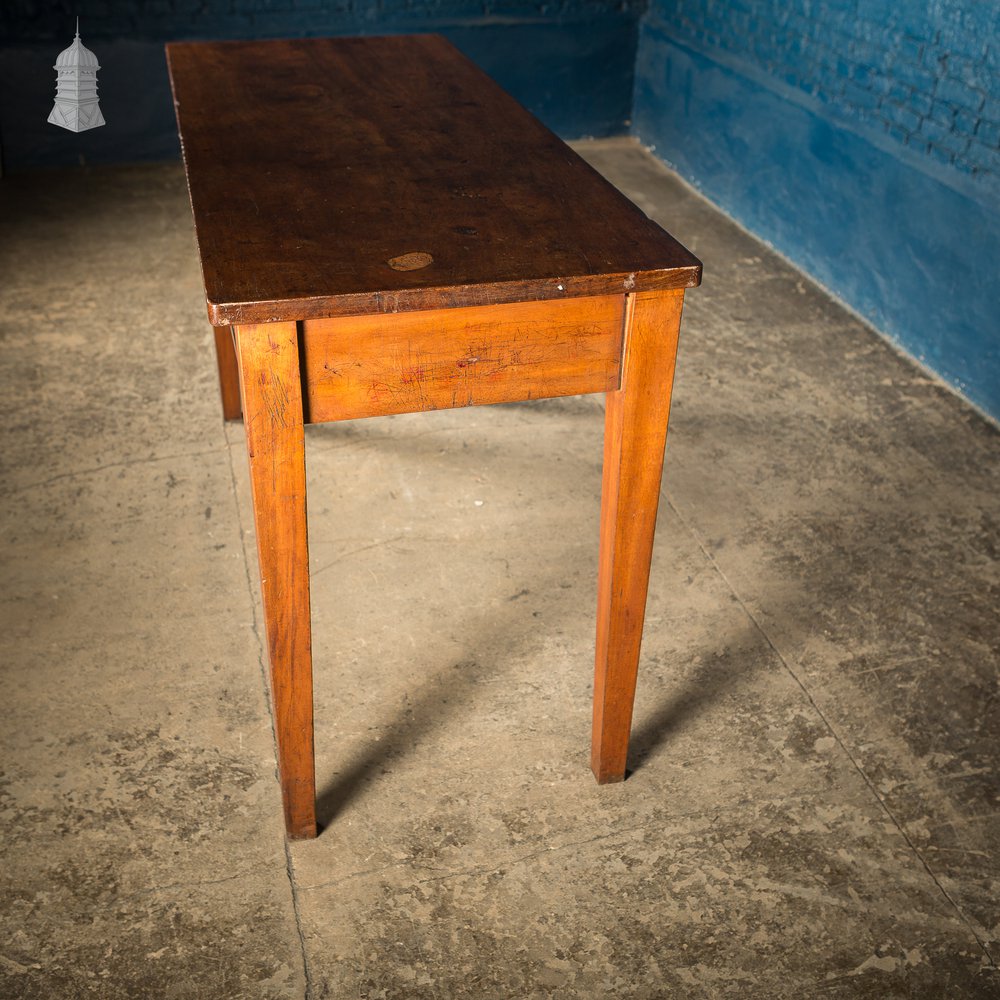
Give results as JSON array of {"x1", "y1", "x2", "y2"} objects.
[{"x1": 1, "y1": 137, "x2": 998, "y2": 999}]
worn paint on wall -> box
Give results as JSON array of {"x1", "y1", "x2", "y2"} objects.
[
  {"x1": 647, "y1": 0, "x2": 998, "y2": 186},
  {"x1": 633, "y1": 1, "x2": 1000, "y2": 420},
  {"x1": 0, "y1": 1, "x2": 643, "y2": 170}
]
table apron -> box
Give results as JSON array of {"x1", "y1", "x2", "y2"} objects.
[{"x1": 298, "y1": 294, "x2": 627, "y2": 423}]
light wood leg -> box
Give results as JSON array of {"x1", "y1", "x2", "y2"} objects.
[
  {"x1": 213, "y1": 325, "x2": 243, "y2": 421},
  {"x1": 592, "y1": 290, "x2": 685, "y2": 783},
  {"x1": 234, "y1": 321, "x2": 317, "y2": 839}
]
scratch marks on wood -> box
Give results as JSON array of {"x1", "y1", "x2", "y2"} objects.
[
  {"x1": 301, "y1": 294, "x2": 626, "y2": 422},
  {"x1": 236, "y1": 321, "x2": 305, "y2": 440},
  {"x1": 262, "y1": 370, "x2": 291, "y2": 430},
  {"x1": 399, "y1": 364, "x2": 427, "y2": 385}
]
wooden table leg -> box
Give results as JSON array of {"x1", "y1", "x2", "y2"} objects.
[
  {"x1": 213, "y1": 325, "x2": 243, "y2": 421},
  {"x1": 592, "y1": 290, "x2": 685, "y2": 783},
  {"x1": 234, "y1": 321, "x2": 317, "y2": 839}
]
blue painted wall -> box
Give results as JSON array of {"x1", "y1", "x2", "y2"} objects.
[
  {"x1": 0, "y1": 1, "x2": 643, "y2": 170},
  {"x1": 633, "y1": 0, "x2": 1000, "y2": 420}
]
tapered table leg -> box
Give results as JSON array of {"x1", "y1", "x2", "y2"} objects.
[
  {"x1": 234, "y1": 321, "x2": 317, "y2": 839},
  {"x1": 213, "y1": 325, "x2": 243, "y2": 421},
  {"x1": 592, "y1": 290, "x2": 685, "y2": 784}
]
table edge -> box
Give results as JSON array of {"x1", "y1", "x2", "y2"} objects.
[{"x1": 206, "y1": 265, "x2": 702, "y2": 326}]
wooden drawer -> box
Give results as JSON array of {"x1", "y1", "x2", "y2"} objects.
[{"x1": 300, "y1": 294, "x2": 626, "y2": 423}]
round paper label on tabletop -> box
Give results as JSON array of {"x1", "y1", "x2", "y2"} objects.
[{"x1": 387, "y1": 251, "x2": 434, "y2": 271}]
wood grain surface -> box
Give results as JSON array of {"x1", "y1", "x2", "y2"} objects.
[
  {"x1": 591, "y1": 289, "x2": 685, "y2": 784},
  {"x1": 212, "y1": 325, "x2": 242, "y2": 421},
  {"x1": 234, "y1": 321, "x2": 317, "y2": 839},
  {"x1": 166, "y1": 35, "x2": 701, "y2": 325},
  {"x1": 301, "y1": 294, "x2": 625, "y2": 422}
]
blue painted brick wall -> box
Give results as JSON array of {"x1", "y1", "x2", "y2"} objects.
[
  {"x1": 656, "y1": 0, "x2": 999, "y2": 184},
  {"x1": 633, "y1": 0, "x2": 1000, "y2": 418}
]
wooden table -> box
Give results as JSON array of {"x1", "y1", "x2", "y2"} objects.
[{"x1": 166, "y1": 35, "x2": 701, "y2": 840}]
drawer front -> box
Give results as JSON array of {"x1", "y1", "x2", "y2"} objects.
[{"x1": 301, "y1": 294, "x2": 625, "y2": 423}]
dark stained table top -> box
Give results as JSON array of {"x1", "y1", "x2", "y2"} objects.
[{"x1": 166, "y1": 35, "x2": 701, "y2": 326}]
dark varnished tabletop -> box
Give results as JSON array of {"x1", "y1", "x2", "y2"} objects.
[{"x1": 166, "y1": 34, "x2": 702, "y2": 326}]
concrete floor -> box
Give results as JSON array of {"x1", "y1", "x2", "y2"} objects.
[{"x1": 1, "y1": 138, "x2": 998, "y2": 999}]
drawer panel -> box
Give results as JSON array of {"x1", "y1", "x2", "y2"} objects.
[{"x1": 301, "y1": 294, "x2": 625, "y2": 423}]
